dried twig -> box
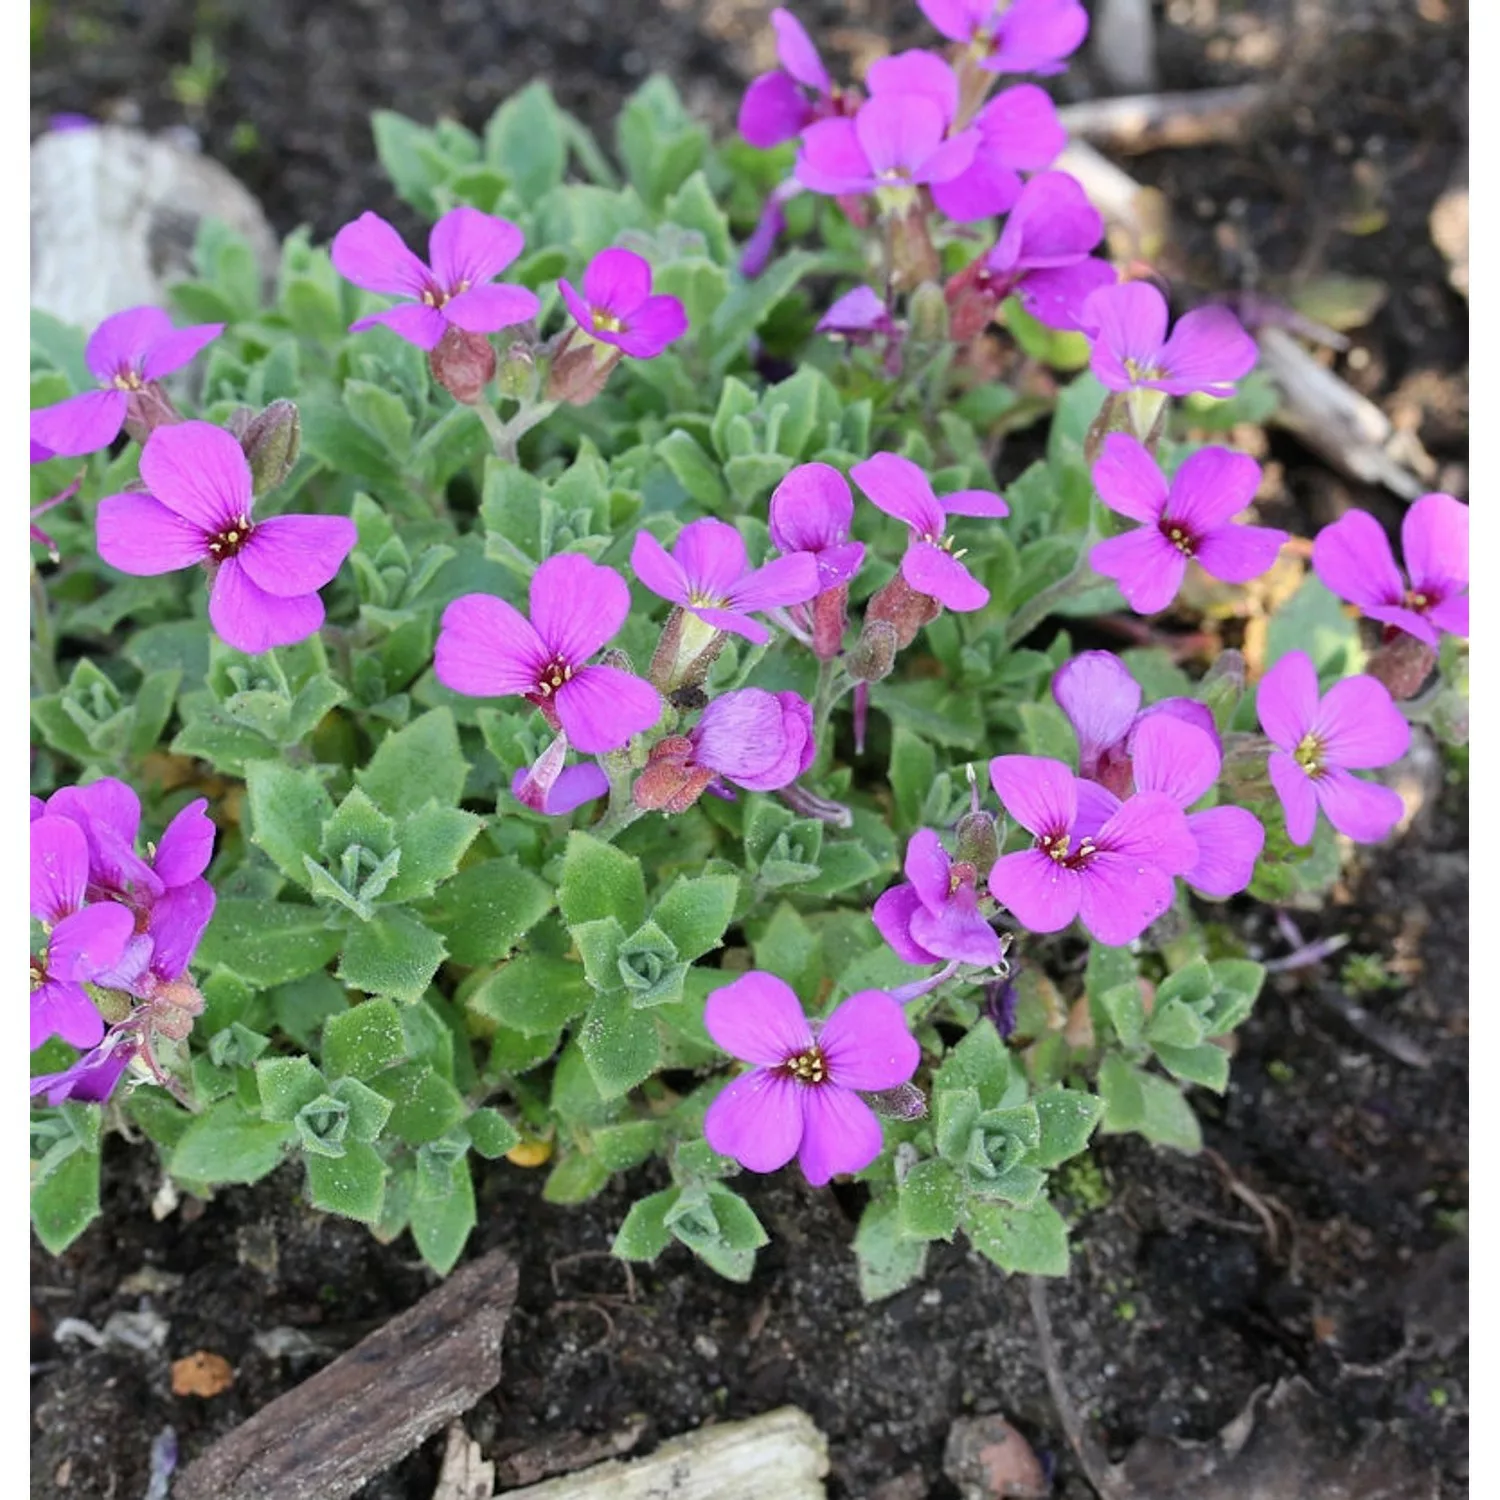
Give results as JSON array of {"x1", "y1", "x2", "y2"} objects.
[{"x1": 1058, "y1": 85, "x2": 1272, "y2": 154}]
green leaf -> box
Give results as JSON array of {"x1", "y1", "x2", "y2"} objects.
[
  {"x1": 256, "y1": 1056, "x2": 327, "y2": 1122},
  {"x1": 483, "y1": 81, "x2": 567, "y2": 202},
  {"x1": 332, "y1": 1076, "x2": 394, "y2": 1142},
  {"x1": 467, "y1": 955, "x2": 593, "y2": 1036},
  {"x1": 1205, "y1": 959, "x2": 1266, "y2": 1036},
  {"x1": 558, "y1": 830, "x2": 647, "y2": 930},
  {"x1": 933, "y1": 1020, "x2": 1018, "y2": 1110},
  {"x1": 663, "y1": 171, "x2": 733, "y2": 263},
  {"x1": 197, "y1": 899, "x2": 342, "y2": 987},
  {"x1": 1154, "y1": 958, "x2": 1215, "y2": 1011},
  {"x1": 649, "y1": 874, "x2": 740, "y2": 961},
  {"x1": 656, "y1": 429, "x2": 728, "y2": 512},
  {"x1": 898, "y1": 1160, "x2": 964, "y2": 1242},
  {"x1": 965, "y1": 1198, "x2": 1070, "y2": 1276},
  {"x1": 1030, "y1": 1087, "x2": 1105, "y2": 1168},
  {"x1": 371, "y1": 109, "x2": 449, "y2": 217},
  {"x1": 412, "y1": 1155, "x2": 476, "y2": 1273},
  {"x1": 577, "y1": 992, "x2": 660, "y2": 1099},
  {"x1": 337, "y1": 909, "x2": 447, "y2": 1003},
  {"x1": 1098, "y1": 1057, "x2": 1203, "y2": 1152},
  {"x1": 371, "y1": 1062, "x2": 467, "y2": 1145},
  {"x1": 705, "y1": 1187, "x2": 769, "y2": 1251},
  {"x1": 612, "y1": 1187, "x2": 680, "y2": 1261},
  {"x1": 800, "y1": 841, "x2": 885, "y2": 897},
  {"x1": 344, "y1": 378, "x2": 414, "y2": 457},
  {"x1": 305, "y1": 1141, "x2": 387, "y2": 1223},
  {"x1": 572, "y1": 915, "x2": 629, "y2": 992},
  {"x1": 853, "y1": 1193, "x2": 928, "y2": 1303},
  {"x1": 323, "y1": 998, "x2": 408, "y2": 1079},
  {"x1": 543, "y1": 1151, "x2": 612, "y2": 1205},
  {"x1": 1087, "y1": 942, "x2": 1144, "y2": 1047},
  {"x1": 413, "y1": 858, "x2": 555, "y2": 967},
  {"x1": 466, "y1": 1107, "x2": 522, "y2": 1159},
  {"x1": 358, "y1": 708, "x2": 469, "y2": 816},
  {"x1": 751, "y1": 902, "x2": 821, "y2": 993},
  {"x1": 30, "y1": 1147, "x2": 101, "y2": 1254},
  {"x1": 615, "y1": 75, "x2": 707, "y2": 208},
  {"x1": 1266, "y1": 573, "x2": 1365, "y2": 677},
  {"x1": 380, "y1": 805, "x2": 483, "y2": 904},
  {"x1": 1018, "y1": 700, "x2": 1078, "y2": 767},
  {"x1": 704, "y1": 250, "x2": 820, "y2": 372},
  {"x1": 1151, "y1": 1042, "x2": 1231, "y2": 1093},
  {"x1": 888, "y1": 726, "x2": 937, "y2": 833},
  {"x1": 171, "y1": 1099, "x2": 294, "y2": 1185},
  {"x1": 591, "y1": 1120, "x2": 662, "y2": 1172}
]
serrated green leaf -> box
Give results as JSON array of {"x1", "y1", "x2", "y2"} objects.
[
  {"x1": 412, "y1": 1155, "x2": 476, "y2": 1273},
  {"x1": 322, "y1": 997, "x2": 408, "y2": 1079},
  {"x1": 898, "y1": 1159, "x2": 964, "y2": 1241},
  {"x1": 483, "y1": 81, "x2": 567, "y2": 202},
  {"x1": 649, "y1": 874, "x2": 739, "y2": 961},
  {"x1": 1152, "y1": 1041, "x2": 1231, "y2": 1092},
  {"x1": 577, "y1": 991, "x2": 660, "y2": 1099},
  {"x1": 30, "y1": 1147, "x2": 101, "y2": 1254},
  {"x1": 612, "y1": 1187, "x2": 680, "y2": 1261},
  {"x1": 338, "y1": 909, "x2": 447, "y2": 1003},
  {"x1": 1030, "y1": 1087, "x2": 1104, "y2": 1168},
  {"x1": 171, "y1": 1098, "x2": 294, "y2": 1185},
  {"x1": 305, "y1": 1141, "x2": 387, "y2": 1223},
  {"x1": 197, "y1": 899, "x2": 342, "y2": 987},
  {"x1": 379, "y1": 805, "x2": 483, "y2": 904},
  {"x1": 256, "y1": 1056, "x2": 327, "y2": 1121},
  {"x1": 965, "y1": 1198, "x2": 1070, "y2": 1276},
  {"x1": 358, "y1": 708, "x2": 469, "y2": 816},
  {"x1": 558, "y1": 830, "x2": 647, "y2": 930},
  {"x1": 242, "y1": 763, "x2": 336, "y2": 886},
  {"x1": 467, "y1": 955, "x2": 593, "y2": 1036},
  {"x1": 331, "y1": 1075, "x2": 395, "y2": 1142},
  {"x1": 412, "y1": 857, "x2": 555, "y2": 967},
  {"x1": 933, "y1": 1020, "x2": 1017, "y2": 1110},
  {"x1": 854, "y1": 1192, "x2": 928, "y2": 1303},
  {"x1": 371, "y1": 1062, "x2": 466, "y2": 1145},
  {"x1": 466, "y1": 1107, "x2": 521, "y2": 1159},
  {"x1": 543, "y1": 1150, "x2": 613, "y2": 1204}
]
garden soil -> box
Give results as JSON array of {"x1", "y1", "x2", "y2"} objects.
[{"x1": 30, "y1": 1, "x2": 1468, "y2": 1495}]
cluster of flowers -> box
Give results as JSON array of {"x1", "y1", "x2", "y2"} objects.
[{"x1": 30, "y1": 781, "x2": 216, "y2": 1104}]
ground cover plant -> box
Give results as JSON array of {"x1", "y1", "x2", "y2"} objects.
[{"x1": 29, "y1": 0, "x2": 1468, "y2": 1317}]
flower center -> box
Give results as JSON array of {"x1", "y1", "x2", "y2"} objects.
[
  {"x1": 1122, "y1": 356, "x2": 1162, "y2": 383},
  {"x1": 1293, "y1": 731, "x2": 1324, "y2": 776},
  {"x1": 207, "y1": 516, "x2": 254, "y2": 560},
  {"x1": 1159, "y1": 521, "x2": 1195, "y2": 557},
  {"x1": 1404, "y1": 589, "x2": 1431, "y2": 612},
  {"x1": 530, "y1": 656, "x2": 574, "y2": 698},
  {"x1": 110, "y1": 368, "x2": 145, "y2": 391},
  {"x1": 783, "y1": 1045, "x2": 829, "y2": 1086},
  {"x1": 420, "y1": 278, "x2": 471, "y2": 309},
  {"x1": 687, "y1": 590, "x2": 728, "y2": 610},
  {"x1": 948, "y1": 860, "x2": 977, "y2": 895},
  {"x1": 591, "y1": 308, "x2": 625, "y2": 333},
  {"x1": 1039, "y1": 832, "x2": 1097, "y2": 870},
  {"x1": 30, "y1": 957, "x2": 47, "y2": 990}
]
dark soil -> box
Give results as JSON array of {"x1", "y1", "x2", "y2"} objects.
[{"x1": 31, "y1": 1, "x2": 1467, "y2": 1496}]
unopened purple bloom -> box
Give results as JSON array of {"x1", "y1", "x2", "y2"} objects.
[
  {"x1": 703, "y1": 973, "x2": 920, "y2": 1185},
  {"x1": 30, "y1": 306, "x2": 224, "y2": 458},
  {"x1": 1089, "y1": 435, "x2": 1287, "y2": 615},
  {"x1": 30, "y1": 441, "x2": 82, "y2": 557},
  {"x1": 332, "y1": 206, "x2": 540, "y2": 351},
  {"x1": 987, "y1": 756, "x2": 1197, "y2": 945},
  {"x1": 929, "y1": 85, "x2": 1066, "y2": 223},
  {"x1": 769, "y1": 463, "x2": 865, "y2": 589},
  {"x1": 1083, "y1": 281, "x2": 1257, "y2": 399},
  {"x1": 817, "y1": 285, "x2": 896, "y2": 341},
  {"x1": 437, "y1": 554, "x2": 660, "y2": 754},
  {"x1": 1256, "y1": 651, "x2": 1410, "y2": 846},
  {"x1": 738, "y1": 7, "x2": 840, "y2": 148},
  {"x1": 983, "y1": 170, "x2": 1116, "y2": 330},
  {"x1": 30, "y1": 1033, "x2": 134, "y2": 1106},
  {"x1": 511, "y1": 762, "x2": 610, "y2": 816},
  {"x1": 851, "y1": 452, "x2": 1007, "y2": 612},
  {"x1": 796, "y1": 87, "x2": 979, "y2": 197},
  {"x1": 1312, "y1": 493, "x2": 1469, "y2": 649},
  {"x1": 741, "y1": 186, "x2": 795, "y2": 278},
  {"x1": 873, "y1": 829, "x2": 1003, "y2": 967},
  {"x1": 631, "y1": 518, "x2": 820, "y2": 645},
  {"x1": 982, "y1": 0, "x2": 1089, "y2": 74},
  {"x1": 698, "y1": 689, "x2": 815, "y2": 790},
  {"x1": 558, "y1": 248, "x2": 688, "y2": 359},
  {"x1": 1128, "y1": 715, "x2": 1265, "y2": 899},
  {"x1": 30, "y1": 815, "x2": 134, "y2": 1051},
  {"x1": 96, "y1": 422, "x2": 357, "y2": 655}
]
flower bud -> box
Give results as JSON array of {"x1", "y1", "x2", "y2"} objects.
[
  {"x1": 1365, "y1": 631, "x2": 1437, "y2": 701},
  {"x1": 1084, "y1": 391, "x2": 1129, "y2": 468},
  {"x1": 1199, "y1": 647, "x2": 1246, "y2": 732},
  {"x1": 908, "y1": 280, "x2": 950, "y2": 344},
  {"x1": 954, "y1": 809, "x2": 1000, "y2": 878},
  {"x1": 429, "y1": 326, "x2": 497, "y2": 405},
  {"x1": 496, "y1": 344, "x2": 538, "y2": 402},
  {"x1": 544, "y1": 331, "x2": 620, "y2": 407},
  {"x1": 240, "y1": 398, "x2": 302, "y2": 494},
  {"x1": 122, "y1": 383, "x2": 181, "y2": 445},
  {"x1": 864, "y1": 572, "x2": 941, "y2": 650},
  {"x1": 945, "y1": 260, "x2": 1001, "y2": 342},
  {"x1": 632, "y1": 737, "x2": 713, "y2": 814},
  {"x1": 810, "y1": 584, "x2": 850, "y2": 661},
  {"x1": 847, "y1": 617, "x2": 900, "y2": 682}
]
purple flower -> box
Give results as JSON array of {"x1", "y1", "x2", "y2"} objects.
[
  {"x1": 1083, "y1": 281, "x2": 1257, "y2": 399},
  {"x1": 436, "y1": 553, "x2": 661, "y2": 754},
  {"x1": 631, "y1": 518, "x2": 820, "y2": 645},
  {"x1": 816, "y1": 285, "x2": 897, "y2": 342},
  {"x1": 929, "y1": 85, "x2": 1066, "y2": 223},
  {"x1": 702, "y1": 974, "x2": 920, "y2": 1186},
  {"x1": 1089, "y1": 436, "x2": 1287, "y2": 615},
  {"x1": 558, "y1": 248, "x2": 688, "y2": 359},
  {"x1": 332, "y1": 206, "x2": 541, "y2": 351},
  {"x1": 981, "y1": 0, "x2": 1090, "y2": 74},
  {"x1": 851, "y1": 452, "x2": 1008, "y2": 612},
  {"x1": 917, "y1": 0, "x2": 999, "y2": 44},
  {"x1": 30, "y1": 1033, "x2": 134, "y2": 1106},
  {"x1": 96, "y1": 421, "x2": 357, "y2": 655},
  {"x1": 634, "y1": 689, "x2": 815, "y2": 812},
  {"x1": 1256, "y1": 652, "x2": 1410, "y2": 845},
  {"x1": 30, "y1": 306, "x2": 224, "y2": 458},
  {"x1": 1127, "y1": 714, "x2": 1265, "y2": 899},
  {"x1": 738, "y1": 7, "x2": 844, "y2": 149},
  {"x1": 769, "y1": 463, "x2": 866, "y2": 590},
  {"x1": 30, "y1": 815, "x2": 134, "y2": 1051},
  {"x1": 510, "y1": 734, "x2": 610, "y2": 816},
  {"x1": 987, "y1": 756, "x2": 1197, "y2": 945},
  {"x1": 982, "y1": 170, "x2": 1116, "y2": 330},
  {"x1": 873, "y1": 829, "x2": 1003, "y2": 967},
  {"x1": 1312, "y1": 493, "x2": 1469, "y2": 649}
]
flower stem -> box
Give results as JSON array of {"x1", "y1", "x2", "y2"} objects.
[
  {"x1": 1003, "y1": 529, "x2": 1101, "y2": 649},
  {"x1": 477, "y1": 398, "x2": 558, "y2": 464},
  {"x1": 810, "y1": 656, "x2": 853, "y2": 776}
]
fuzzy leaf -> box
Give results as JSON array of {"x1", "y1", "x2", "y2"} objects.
[
  {"x1": 171, "y1": 1099, "x2": 294, "y2": 1185},
  {"x1": 465, "y1": 1107, "x2": 522, "y2": 1159},
  {"x1": 30, "y1": 1147, "x2": 101, "y2": 1255},
  {"x1": 306, "y1": 1142, "x2": 388, "y2": 1223},
  {"x1": 358, "y1": 708, "x2": 470, "y2": 816},
  {"x1": 412, "y1": 1155, "x2": 476, "y2": 1273},
  {"x1": 965, "y1": 1198, "x2": 1070, "y2": 1277},
  {"x1": 338, "y1": 909, "x2": 447, "y2": 1003},
  {"x1": 558, "y1": 830, "x2": 647, "y2": 931},
  {"x1": 256, "y1": 1056, "x2": 327, "y2": 1122},
  {"x1": 577, "y1": 991, "x2": 660, "y2": 1099},
  {"x1": 379, "y1": 806, "x2": 484, "y2": 904},
  {"x1": 196, "y1": 899, "x2": 342, "y2": 987},
  {"x1": 853, "y1": 1192, "x2": 928, "y2": 1303},
  {"x1": 322, "y1": 998, "x2": 408, "y2": 1080},
  {"x1": 649, "y1": 874, "x2": 740, "y2": 961},
  {"x1": 612, "y1": 1187, "x2": 680, "y2": 1262},
  {"x1": 898, "y1": 1159, "x2": 964, "y2": 1242},
  {"x1": 413, "y1": 858, "x2": 555, "y2": 966},
  {"x1": 371, "y1": 1062, "x2": 467, "y2": 1145},
  {"x1": 467, "y1": 955, "x2": 593, "y2": 1036},
  {"x1": 1030, "y1": 1087, "x2": 1105, "y2": 1168}
]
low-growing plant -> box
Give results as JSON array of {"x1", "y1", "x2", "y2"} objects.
[{"x1": 29, "y1": 2, "x2": 1467, "y2": 1297}]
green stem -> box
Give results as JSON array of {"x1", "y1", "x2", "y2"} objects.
[
  {"x1": 477, "y1": 398, "x2": 559, "y2": 464},
  {"x1": 810, "y1": 657, "x2": 854, "y2": 776},
  {"x1": 1003, "y1": 530, "x2": 1101, "y2": 649}
]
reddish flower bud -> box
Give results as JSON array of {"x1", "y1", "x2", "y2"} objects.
[
  {"x1": 240, "y1": 398, "x2": 301, "y2": 494},
  {"x1": 632, "y1": 737, "x2": 714, "y2": 813},
  {"x1": 544, "y1": 330, "x2": 620, "y2": 407},
  {"x1": 429, "y1": 326, "x2": 497, "y2": 405},
  {"x1": 864, "y1": 573, "x2": 941, "y2": 650},
  {"x1": 1366, "y1": 630, "x2": 1438, "y2": 701},
  {"x1": 847, "y1": 616, "x2": 901, "y2": 682}
]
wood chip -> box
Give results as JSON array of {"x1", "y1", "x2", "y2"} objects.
[
  {"x1": 433, "y1": 1422, "x2": 495, "y2": 1500},
  {"x1": 174, "y1": 1247, "x2": 518, "y2": 1500},
  {"x1": 171, "y1": 1352, "x2": 235, "y2": 1399},
  {"x1": 1057, "y1": 84, "x2": 1272, "y2": 154}
]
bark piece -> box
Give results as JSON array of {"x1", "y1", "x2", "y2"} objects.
[{"x1": 174, "y1": 1248, "x2": 518, "y2": 1500}]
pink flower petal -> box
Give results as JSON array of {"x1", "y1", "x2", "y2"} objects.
[
  {"x1": 530, "y1": 554, "x2": 631, "y2": 664},
  {"x1": 771, "y1": 6, "x2": 830, "y2": 91},
  {"x1": 1051, "y1": 651, "x2": 1140, "y2": 775},
  {"x1": 989, "y1": 754, "x2": 1077, "y2": 837},
  {"x1": 1072, "y1": 778, "x2": 1122, "y2": 840},
  {"x1": 154, "y1": 800, "x2": 215, "y2": 887},
  {"x1": 1365, "y1": 603, "x2": 1440, "y2": 650},
  {"x1": 139, "y1": 421, "x2": 252, "y2": 530},
  {"x1": 796, "y1": 117, "x2": 874, "y2": 194},
  {"x1": 46, "y1": 901, "x2": 135, "y2": 982},
  {"x1": 691, "y1": 605, "x2": 769, "y2": 643},
  {"x1": 1089, "y1": 528, "x2": 1185, "y2": 615},
  {"x1": 872, "y1": 884, "x2": 940, "y2": 964},
  {"x1": 1096, "y1": 790, "x2": 1197, "y2": 876},
  {"x1": 141, "y1": 323, "x2": 225, "y2": 381},
  {"x1": 988, "y1": 847, "x2": 1082, "y2": 933},
  {"x1": 1164, "y1": 446, "x2": 1263, "y2": 533},
  {"x1": 985, "y1": 0, "x2": 1089, "y2": 74},
  {"x1": 1082, "y1": 282, "x2": 1167, "y2": 389},
  {"x1": 1311, "y1": 509, "x2": 1404, "y2": 612},
  {"x1": 1128, "y1": 714, "x2": 1221, "y2": 808},
  {"x1": 1403, "y1": 492, "x2": 1468, "y2": 601},
  {"x1": 1017, "y1": 259, "x2": 1118, "y2": 332},
  {"x1": 704, "y1": 1069, "x2": 806, "y2": 1172},
  {"x1": 582, "y1": 247, "x2": 652, "y2": 314},
  {"x1": 740, "y1": 70, "x2": 816, "y2": 150},
  {"x1": 901, "y1": 541, "x2": 989, "y2": 611},
  {"x1": 630, "y1": 530, "x2": 692, "y2": 606},
  {"x1": 819, "y1": 990, "x2": 921, "y2": 1090},
  {"x1": 797, "y1": 1085, "x2": 884, "y2": 1185},
  {"x1": 442, "y1": 284, "x2": 540, "y2": 334},
  {"x1": 913, "y1": 127, "x2": 981, "y2": 186},
  {"x1": 146, "y1": 878, "x2": 216, "y2": 982},
  {"x1": 1428, "y1": 594, "x2": 1468, "y2": 638},
  {"x1": 674, "y1": 518, "x2": 750, "y2": 598},
  {"x1": 910, "y1": 894, "x2": 1003, "y2": 967},
  {"x1": 973, "y1": 85, "x2": 1066, "y2": 171},
  {"x1": 237, "y1": 514, "x2": 357, "y2": 597},
  {"x1": 349, "y1": 302, "x2": 449, "y2": 349},
  {"x1": 770, "y1": 463, "x2": 855, "y2": 554},
  {"x1": 728, "y1": 552, "x2": 822, "y2": 613},
  {"x1": 993, "y1": 169, "x2": 1101, "y2": 269},
  {"x1": 614, "y1": 295, "x2": 689, "y2": 358},
  {"x1": 522, "y1": 761, "x2": 610, "y2": 815},
  {"x1": 1312, "y1": 675, "x2": 1410, "y2": 770},
  {"x1": 31, "y1": 979, "x2": 106, "y2": 1052},
  {"x1": 209, "y1": 563, "x2": 325, "y2": 654},
  {"x1": 1255, "y1": 650, "x2": 1319, "y2": 751},
  {"x1": 31, "y1": 815, "x2": 90, "y2": 923},
  {"x1": 692, "y1": 687, "x2": 796, "y2": 784},
  {"x1": 331, "y1": 211, "x2": 433, "y2": 298},
  {"x1": 1077, "y1": 854, "x2": 1177, "y2": 945},
  {"x1": 1184, "y1": 806, "x2": 1264, "y2": 899},
  {"x1": 554, "y1": 665, "x2": 661, "y2": 753},
  {"x1": 84, "y1": 306, "x2": 174, "y2": 380},
  {"x1": 903, "y1": 828, "x2": 953, "y2": 912},
  {"x1": 1192, "y1": 522, "x2": 1287, "y2": 585},
  {"x1": 436, "y1": 592, "x2": 547, "y2": 697},
  {"x1": 941, "y1": 488, "x2": 1009, "y2": 518},
  {"x1": 428, "y1": 206, "x2": 524, "y2": 291},
  {"x1": 1154, "y1": 304, "x2": 1257, "y2": 397},
  {"x1": 97, "y1": 493, "x2": 209, "y2": 575},
  {"x1": 866, "y1": 50, "x2": 960, "y2": 120},
  {"x1": 1313, "y1": 768, "x2": 1407, "y2": 844},
  {"x1": 1268, "y1": 750, "x2": 1318, "y2": 844},
  {"x1": 30, "y1": 388, "x2": 128, "y2": 458},
  {"x1": 855, "y1": 94, "x2": 947, "y2": 178},
  {"x1": 852, "y1": 452, "x2": 947, "y2": 536},
  {"x1": 917, "y1": 0, "x2": 989, "y2": 43},
  {"x1": 704, "y1": 971, "x2": 813, "y2": 1064},
  {"x1": 1092, "y1": 433, "x2": 1167, "y2": 523}
]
